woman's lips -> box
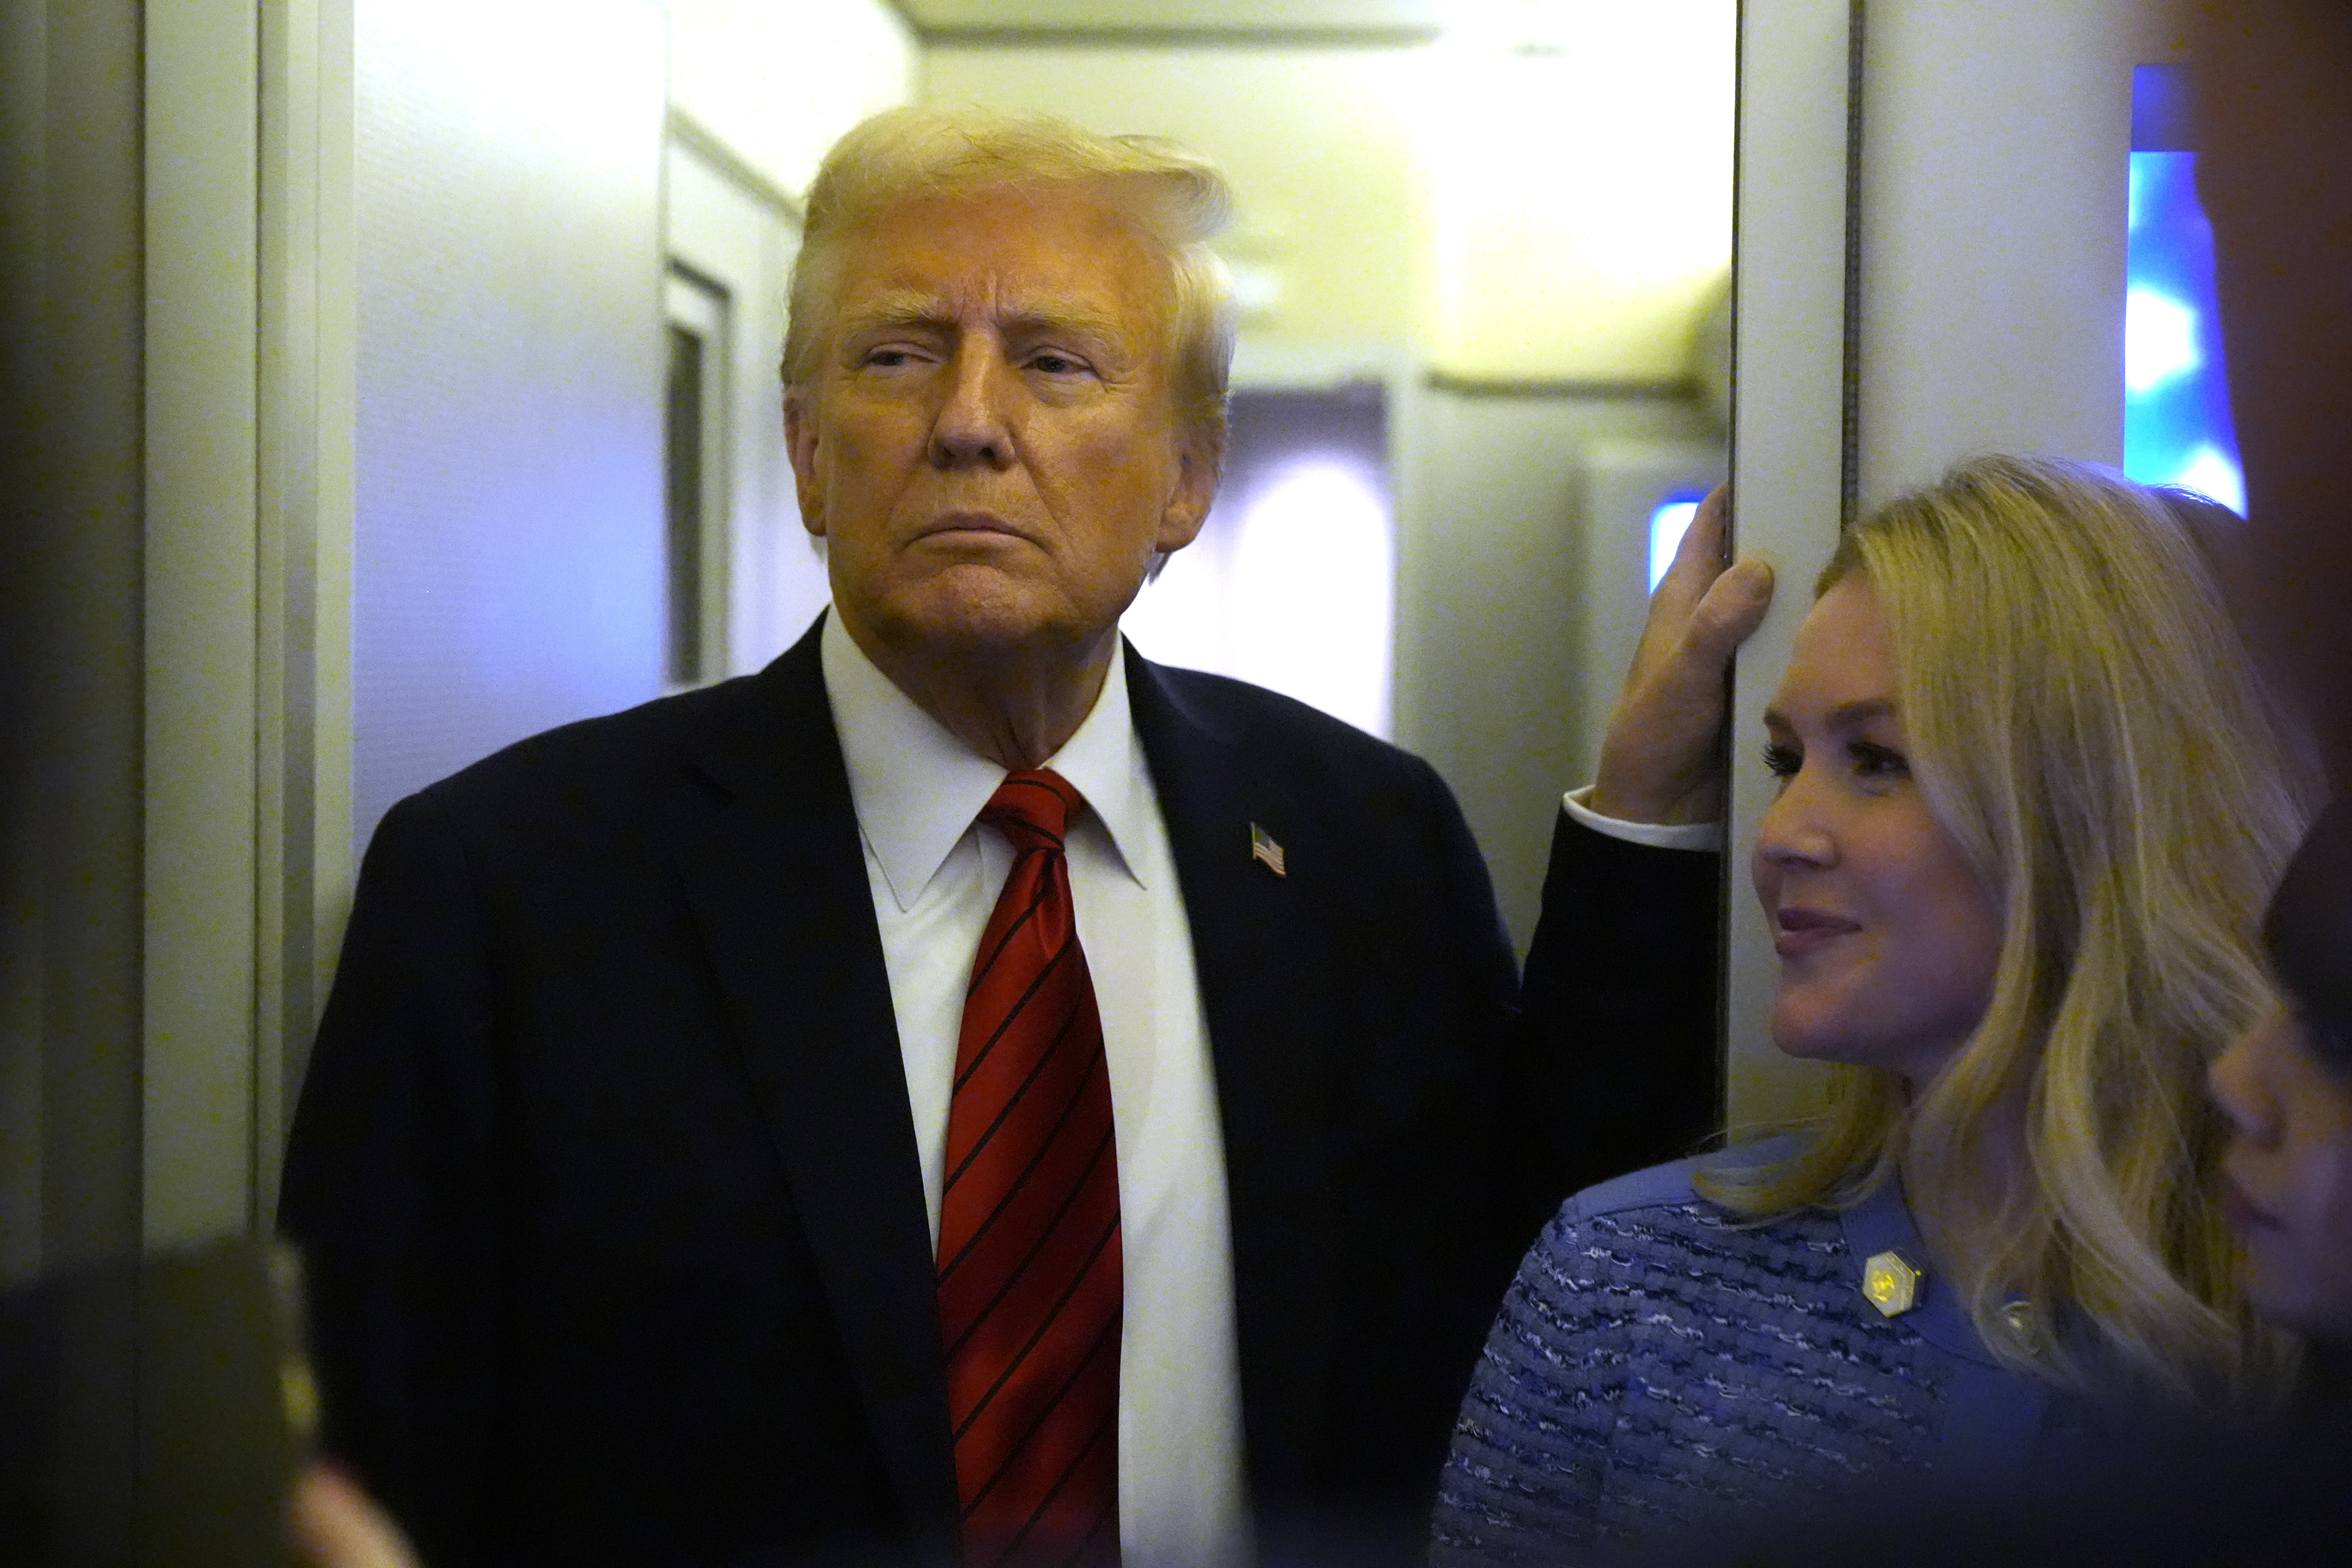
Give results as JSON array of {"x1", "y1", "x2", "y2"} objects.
[{"x1": 1773, "y1": 906, "x2": 1859, "y2": 958}]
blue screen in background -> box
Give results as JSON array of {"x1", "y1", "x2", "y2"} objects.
[
  {"x1": 1648, "y1": 496, "x2": 1704, "y2": 592},
  {"x1": 2126, "y1": 65, "x2": 2244, "y2": 514}
]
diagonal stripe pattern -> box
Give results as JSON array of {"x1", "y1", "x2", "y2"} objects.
[{"x1": 937, "y1": 770, "x2": 1122, "y2": 1568}]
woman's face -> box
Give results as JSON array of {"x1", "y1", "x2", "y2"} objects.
[
  {"x1": 2210, "y1": 1008, "x2": 2352, "y2": 1339},
  {"x1": 1752, "y1": 577, "x2": 2004, "y2": 1085}
]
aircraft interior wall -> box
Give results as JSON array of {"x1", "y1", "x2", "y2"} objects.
[{"x1": 1, "y1": 0, "x2": 2181, "y2": 1327}]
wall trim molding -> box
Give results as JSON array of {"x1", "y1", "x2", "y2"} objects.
[{"x1": 665, "y1": 107, "x2": 805, "y2": 221}]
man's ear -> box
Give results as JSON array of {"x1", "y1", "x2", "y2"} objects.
[
  {"x1": 784, "y1": 387, "x2": 826, "y2": 538},
  {"x1": 1156, "y1": 437, "x2": 1220, "y2": 556}
]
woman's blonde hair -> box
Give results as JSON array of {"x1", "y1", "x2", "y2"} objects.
[
  {"x1": 1700, "y1": 454, "x2": 2321, "y2": 1406},
  {"x1": 780, "y1": 104, "x2": 1237, "y2": 454}
]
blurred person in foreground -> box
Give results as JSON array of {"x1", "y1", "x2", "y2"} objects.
[
  {"x1": 279, "y1": 105, "x2": 1731, "y2": 1568},
  {"x1": 2192, "y1": 0, "x2": 2352, "y2": 1368},
  {"x1": 2212, "y1": 800, "x2": 2352, "y2": 1361},
  {"x1": 1430, "y1": 456, "x2": 2323, "y2": 1565},
  {"x1": 2182, "y1": 0, "x2": 2352, "y2": 790},
  {"x1": 2186, "y1": 0, "x2": 2352, "y2": 1516},
  {"x1": 2178, "y1": 0, "x2": 2352, "y2": 1375}
]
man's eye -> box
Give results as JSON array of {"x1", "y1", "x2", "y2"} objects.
[
  {"x1": 1762, "y1": 743, "x2": 1802, "y2": 780},
  {"x1": 1027, "y1": 353, "x2": 1082, "y2": 375},
  {"x1": 864, "y1": 348, "x2": 916, "y2": 367},
  {"x1": 1851, "y1": 740, "x2": 1909, "y2": 778}
]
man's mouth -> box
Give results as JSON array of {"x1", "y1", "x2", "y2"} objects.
[{"x1": 918, "y1": 510, "x2": 1027, "y2": 543}]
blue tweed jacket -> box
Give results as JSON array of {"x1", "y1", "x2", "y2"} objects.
[{"x1": 1429, "y1": 1146, "x2": 2099, "y2": 1565}]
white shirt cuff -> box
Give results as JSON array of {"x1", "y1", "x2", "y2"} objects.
[{"x1": 1561, "y1": 785, "x2": 1722, "y2": 851}]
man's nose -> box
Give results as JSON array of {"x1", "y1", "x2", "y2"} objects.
[{"x1": 929, "y1": 346, "x2": 1014, "y2": 471}]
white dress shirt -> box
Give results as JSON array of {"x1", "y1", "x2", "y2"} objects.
[
  {"x1": 820, "y1": 612, "x2": 1252, "y2": 1568},
  {"x1": 1560, "y1": 785, "x2": 1722, "y2": 851}
]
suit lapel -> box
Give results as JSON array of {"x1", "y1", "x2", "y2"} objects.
[
  {"x1": 1125, "y1": 646, "x2": 1341, "y2": 1502},
  {"x1": 671, "y1": 621, "x2": 961, "y2": 1567}
]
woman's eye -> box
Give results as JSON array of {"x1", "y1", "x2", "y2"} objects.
[
  {"x1": 1762, "y1": 743, "x2": 1802, "y2": 780},
  {"x1": 1850, "y1": 740, "x2": 1910, "y2": 779}
]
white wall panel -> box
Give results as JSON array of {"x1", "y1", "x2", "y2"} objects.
[
  {"x1": 144, "y1": 0, "x2": 261, "y2": 1247},
  {"x1": 352, "y1": 0, "x2": 666, "y2": 857},
  {"x1": 1852, "y1": 0, "x2": 2149, "y2": 506},
  {"x1": 1724, "y1": 0, "x2": 1857, "y2": 1131}
]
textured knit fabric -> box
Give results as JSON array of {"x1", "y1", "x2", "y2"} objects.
[{"x1": 1430, "y1": 1148, "x2": 2089, "y2": 1566}]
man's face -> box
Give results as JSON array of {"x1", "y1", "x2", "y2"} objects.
[{"x1": 786, "y1": 185, "x2": 1216, "y2": 668}]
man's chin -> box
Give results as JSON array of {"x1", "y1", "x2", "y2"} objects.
[{"x1": 852, "y1": 581, "x2": 1122, "y2": 669}]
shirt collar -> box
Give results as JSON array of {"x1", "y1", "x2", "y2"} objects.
[{"x1": 820, "y1": 609, "x2": 1152, "y2": 913}]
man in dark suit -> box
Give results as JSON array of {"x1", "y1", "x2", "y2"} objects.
[{"x1": 281, "y1": 106, "x2": 1726, "y2": 1568}]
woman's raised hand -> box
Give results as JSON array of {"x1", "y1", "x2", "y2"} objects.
[{"x1": 1590, "y1": 486, "x2": 1774, "y2": 826}]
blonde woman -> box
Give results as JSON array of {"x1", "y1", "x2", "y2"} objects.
[{"x1": 1430, "y1": 456, "x2": 2319, "y2": 1563}]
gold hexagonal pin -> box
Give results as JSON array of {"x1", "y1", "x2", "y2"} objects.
[
  {"x1": 1999, "y1": 1296, "x2": 2041, "y2": 1353},
  {"x1": 1861, "y1": 1249, "x2": 1925, "y2": 1318}
]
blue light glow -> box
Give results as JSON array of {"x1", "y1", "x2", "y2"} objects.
[
  {"x1": 2124, "y1": 145, "x2": 2244, "y2": 514},
  {"x1": 2124, "y1": 285, "x2": 2201, "y2": 395},
  {"x1": 1649, "y1": 498, "x2": 1701, "y2": 592}
]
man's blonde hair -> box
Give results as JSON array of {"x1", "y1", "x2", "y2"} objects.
[
  {"x1": 1702, "y1": 454, "x2": 2322, "y2": 1407},
  {"x1": 781, "y1": 104, "x2": 1237, "y2": 455}
]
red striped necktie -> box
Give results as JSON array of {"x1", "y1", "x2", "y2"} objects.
[{"x1": 936, "y1": 769, "x2": 1122, "y2": 1568}]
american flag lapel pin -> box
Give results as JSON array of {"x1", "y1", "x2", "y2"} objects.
[{"x1": 1249, "y1": 822, "x2": 1287, "y2": 878}]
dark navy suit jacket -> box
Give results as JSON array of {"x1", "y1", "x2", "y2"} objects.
[{"x1": 280, "y1": 620, "x2": 1720, "y2": 1568}]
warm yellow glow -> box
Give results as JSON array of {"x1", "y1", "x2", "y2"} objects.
[
  {"x1": 923, "y1": 47, "x2": 1431, "y2": 365},
  {"x1": 906, "y1": 2, "x2": 1735, "y2": 381},
  {"x1": 1420, "y1": 0, "x2": 1736, "y2": 381}
]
